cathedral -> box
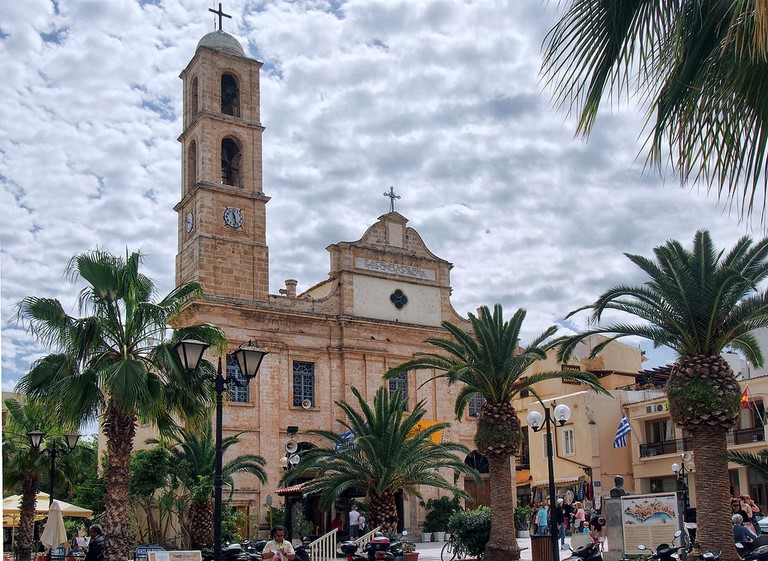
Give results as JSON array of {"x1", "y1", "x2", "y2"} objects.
[{"x1": 172, "y1": 25, "x2": 483, "y2": 536}]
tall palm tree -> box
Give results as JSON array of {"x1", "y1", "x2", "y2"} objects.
[
  {"x1": 541, "y1": 1, "x2": 768, "y2": 218},
  {"x1": 558, "y1": 230, "x2": 768, "y2": 561},
  {"x1": 386, "y1": 305, "x2": 607, "y2": 561},
  {"x1": 15, "y1": 249, "x2": 225, "y2": 561},
  {"x1": 2, "y1": 398, "x2": 63, "y2": 561},
  {"x1": 282, "y1": 387, "x2": 479, "y2": 533},
  {"x1": 147, "y1": 421, "x2": 267, "y2": 549}
]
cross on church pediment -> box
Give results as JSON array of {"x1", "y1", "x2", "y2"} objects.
[{"x1": 383, "y1": 186, "x2": 401, "y2": 213}]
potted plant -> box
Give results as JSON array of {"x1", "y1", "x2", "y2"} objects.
[
  {"x1": 403, "y1": 541, "x2": 418, "y2": 561},
  {"x1": 514, "y1": 505, "x2": 533, "y2": 538},
  {"x1": 422, "y1": 496, "x2": 461, "y2": 542}
]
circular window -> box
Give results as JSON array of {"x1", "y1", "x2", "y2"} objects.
[{"x1": 389, "y1": 289, "x2": 408, "y2": 310}]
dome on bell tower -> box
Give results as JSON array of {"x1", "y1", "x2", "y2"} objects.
[{"x1": 196, "y1": 30, "x2": 244, "y2": 57}]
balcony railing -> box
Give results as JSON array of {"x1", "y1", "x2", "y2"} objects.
[
  {"x1": 639, "y1": 438, "x2": 691, "y2": 458},
  {"x1": 727, "y1": 426, "x2": 766, "y2": 445}
]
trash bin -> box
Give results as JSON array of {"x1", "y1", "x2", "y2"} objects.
[{"x1": 531, "y1": 535, "x2": 555, "y2": 561}]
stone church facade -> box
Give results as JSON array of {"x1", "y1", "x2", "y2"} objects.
[{"x1": 172, "y1": 28, "x2": 483, "y2": 536}]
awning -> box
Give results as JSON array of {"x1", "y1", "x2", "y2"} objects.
[
  {"x1": 276, "y1": 482, "x2": 307, "y2": 496},
  {"x1": 531, "y1": 476, "x2": 584, "y2": 488}
]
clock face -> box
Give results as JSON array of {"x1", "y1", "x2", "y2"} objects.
[
  {"x1": 185, "y1": 211, "x2": 194, "y2": 233},
  {"x1": 223, "y1": 207, "x2": 244, "y2": 228}
]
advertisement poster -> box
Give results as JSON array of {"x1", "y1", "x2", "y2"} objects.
[{"x1": 621, "y1": 493, "x2": 680, "y2": 552}]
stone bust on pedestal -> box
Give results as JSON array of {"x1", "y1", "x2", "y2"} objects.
[{"x1": 610, "y1": 475, "x2": 629, "y2": 498}]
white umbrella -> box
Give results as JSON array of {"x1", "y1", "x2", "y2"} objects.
[
  {"x1": 40, "y1": 500, "x2": 67, "y2": 550},
  {"x1": 2, "y1": 492, "x2": 93, "y2": 525}
]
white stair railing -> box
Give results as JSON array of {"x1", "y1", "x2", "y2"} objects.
[{"x1": 309, "y1": 528, "x2": 337, "y2": 561}]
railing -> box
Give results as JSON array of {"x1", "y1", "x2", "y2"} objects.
[
  {"x1": 727, "y1": 426, "x2": 766, "y2": 445},
  {"x1": 639, "y1": 438, "x2": 691, "y2": 458},
  {"x1": 307, "y1": 526, "x2": 382, "y2": 561},
  {"x1": 309, "y1": 528, "x2": 337, "y2": 561}
]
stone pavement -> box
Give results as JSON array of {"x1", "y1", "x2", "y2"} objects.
[{"x1": 412, "y1": 535, "x2": 583, "y2": 561}]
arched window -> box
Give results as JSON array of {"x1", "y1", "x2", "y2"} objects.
[
  {"x1": 221, "y1": 137, "x2": 242, "y2": 186},
  {"x1": 186, "y1": 140, "x2": 197, "y2": 193},
  {"x1": 191, "y1": 76, "x2": 199, "y2": 114},
  {"x1": 465, "y1": 451, "x2": 489, "y2": 474},
  {"x1": 221, "y1": 73, "x2": 240, "y2": 116}
]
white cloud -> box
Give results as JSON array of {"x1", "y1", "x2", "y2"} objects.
[{"x1": 0, "y1": 0, "x2": 757, "y2": 389}]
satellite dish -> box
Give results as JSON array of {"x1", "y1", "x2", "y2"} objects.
[
  {"x1": 285, "y1": 439, "x2": 298, "y2": 454},
  {"x1": 301, "y1": 399, "x2": 312, "y2": 410},
  {"x1": 682, "y1": 451, "x2": 693, "y2": 463}
]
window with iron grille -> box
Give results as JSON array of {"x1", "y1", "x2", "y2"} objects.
[
  {"x1": 293, "y1": 361, "x2": 315, "y2": 407},
  {"x1": 469, "y1": 393, "x2": 485, "y2": 418},
  {"x1": 226, "y1": 354, "x2": 249, "y2": 403},
  {"x1": 389, "y1": 372, "x2": 408, "y2": 410}
]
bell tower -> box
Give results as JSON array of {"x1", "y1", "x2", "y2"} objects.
[{"x1": 174, "y1": 26, "x2": 270, "y2": 302}]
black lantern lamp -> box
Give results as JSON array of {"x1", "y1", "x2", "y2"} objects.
[
  {"x1": 174, "y1": 337, "x2": 268, "y2": 561},
  {"x1": 28, "y1": 429, "x2": 81, "y2": 504}
]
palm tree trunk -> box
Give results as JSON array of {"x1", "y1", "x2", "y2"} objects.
[
  {"x1": 17, "y1": 472, "x2": 40, "y2": 561},
  {"x1": 103, "y1": 402, "x2": 137, "y2": 561},
  {"x1": 485, "y1": 454, "x2": 521, "y2": 561},
  {"x1": 370, "y1": 492, "x2": 398, "y2": 534},
  {"x1": 691, "y1": 427, "x2": 738, "y2": 561}
]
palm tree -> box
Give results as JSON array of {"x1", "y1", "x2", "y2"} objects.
[
  {"x1": 15, "y1": 249, "x2": 225, "y2": 561},
  {"x1": 727, "y1": 449, "x2": 768, "y2": 480},
  {"x1": 541, "y1": 1, "x2": 768, "y2": 218},
  {"x1": 385, "y1": 305, "x2": 607, "y2": 561},
  {"x1": 558, "y1": 230, "x2": 768, "y2": 561},
  {"x1": 2, "y1": 398, "x2": 62, "y2": 561},
  {"x1": 147, "y1": 421, "x2": 267, "y2": 549},
  {"x1": 281, "y1": 387, "x2": 479, "y2": 533}
]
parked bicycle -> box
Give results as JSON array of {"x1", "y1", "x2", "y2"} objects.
[{"x1": 440, "y1": 536, "x2": 469, "y2": 561}]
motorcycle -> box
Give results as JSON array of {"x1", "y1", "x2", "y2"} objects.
[
  {"x1": 635, "y1": 531, "x2": 684, "y2": 561},
  {"x1": 563, "y1": 541, "x2": 603, "y2": 561},
  {"x1": 241, "y1": 540, "x2": 267, "y2": 561},
  {"x1": 223, "y1": 543, "x2": 251, "y2": 561},
  {"x1": 339, "y1": 536, "x2": 395, "y2": 561},
  {"x1": 736, "y1": 543, "x2": 768, "y2": 561}
]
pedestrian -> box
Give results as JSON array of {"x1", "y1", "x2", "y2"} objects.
[
  {"x1": 349, "y1": 505, "x2": 360, "y2": 538},
  {"x1": 589, "y1": 515, "x2": 606, "y2": 544},
  {"x1": 536, "y1": 502, "x2": 549, "y2": 536},
  {"x1": 332, "y1": 513, "x2": 344, "y2": 533},
  {"x1": 733, "y1": 514, "x2": 757, "y2": 544},
  {"x1": 554, "y1": 498, "x2": 567, "y2": 549},
  {"x1": 358, "y1": 514, "x2": 366, "y2": 534},
  {"x1": 263, "y1": 526, "x2": 295, "y2": 560},
  {"x1": 84, "y1": 525, "x2": 104, "y2": 561},
  {"x1": 573, "y1": 502, "x2": 586, "y2": 533}
]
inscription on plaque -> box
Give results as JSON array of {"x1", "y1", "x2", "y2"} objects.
[{"x1": 355, "y1": 257, "x2": 436, "y2": 280}]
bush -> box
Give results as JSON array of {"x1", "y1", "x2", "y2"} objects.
[
  {"x1": 422, "y1": 496, "x2": 462, "y2": 533},
  {"x1": 514, "y1": 505, "x2": 532, "y2": 531},
  {"x1": 447, "y1": 506, "x2": 491, "y2": 558}
]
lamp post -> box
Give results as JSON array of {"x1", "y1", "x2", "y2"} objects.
[
  {"x1": 280, "y1": 426, "x2": 300, "y2": 540},
  {"x1": 175, "y1": 338, "x2": 268, "y2": 561},
  {"x1": 527, "y1": 404, "x2": 571, "y2": 561},
  {"x1": 672, "y1": 454, "x2": 693, "y2": 560},
  {"x1": 28, "y1": 430, "x2": 80, "y2": 505}
]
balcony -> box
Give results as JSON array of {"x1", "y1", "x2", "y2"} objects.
[
  {"x1": 639, "y1": 438, "x2": 691, "y2": 458},
  {"x1": 727, "y1": 426, "x2": 766, "y2": 445}
]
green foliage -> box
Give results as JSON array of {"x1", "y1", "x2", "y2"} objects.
[
  {"x1": 422, "y1": 496, "x2": 461, "y2": 533},
  {"x1": 291, "y1": 502, "x2": 314, "y2": 539},
  {"x1": 221, "y1": 504, "x2": 245, "y2": 543},
  {"x1": 281, "y1": 387, "x2": 480, "y2": 525},
  {"x1": 447, "y1": 506, "x2": 491, "y2": 558},
  {"x1": 726, "y1": 449, "x2": 768, "y2": 479},
  {"x1": 267, "y1": 505, "x2": 285, "y2": 528},
  {"x1": 74, "y1": 472, "x2": 105, "y2": 515},
  {"x1": 514, "y1": 505, "x2": 532, "y2": 531},
  {"x1": 129, "y1": 448, "x2": 171, "y2": 499}
]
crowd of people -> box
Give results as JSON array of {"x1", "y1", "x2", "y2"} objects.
[
  {"x1": 531, "y1": 498, "x2": 605, "y2": 547},
  {"x1": 731, "y1": 495, "x2": 764, "y2": 545}
]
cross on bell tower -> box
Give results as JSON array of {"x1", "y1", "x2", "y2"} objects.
[
  {"x1": 383, "y1": 186, "x2": 401, "y2": 213},
  {"x1": 209, "y1": 3, "x2": 232, "y2": 31}
]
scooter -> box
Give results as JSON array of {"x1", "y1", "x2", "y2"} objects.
[
  {"x1": 736, "y1": 543, "x2": 768, "y2": 561},
  {"x1": 563, "y1": 541, "x2": 603, "y2": 561},
  {"x1": 636, "y1": 530, "x2": 684, "y2": 561},
  {"x1": 339, "y1": 536, "x2": 395, "y2": 561}
]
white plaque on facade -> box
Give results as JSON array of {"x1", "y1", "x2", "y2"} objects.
[{"x1": 355, "y1": 257, "x2": 436, "y2": 280}]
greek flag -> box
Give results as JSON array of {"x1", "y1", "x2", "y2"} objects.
[
  {"x1": 334, "y1": 429, "x2": 355, "y2": 450},
  {"x1": 613, "y1": 415, "x2": 631, "y2": 448}
]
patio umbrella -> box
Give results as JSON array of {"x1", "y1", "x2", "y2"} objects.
[
  {"x1": 2, "y1": 492, "x2": 93, "y2": 523},
  {"x1": 40, "y1": 500, "x2": 67, "y2": 550}
]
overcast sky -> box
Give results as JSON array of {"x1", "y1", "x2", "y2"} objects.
[{"x1": 1, "y1": 0, "x2": 759, "y2": 390}]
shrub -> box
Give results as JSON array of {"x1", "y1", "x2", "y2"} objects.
[
  {"x1": 514, "y1": 505, "x2": 532, "y2": 531},
  {"x1": 422, "y1": 496, "x2": 462, "y2": 533},
  {"x1": 447, "y1": 506, "x2": 491, "y2": 558}
]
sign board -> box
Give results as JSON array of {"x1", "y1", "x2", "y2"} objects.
[
  {"x1": 149, "y1": 552, "x2": 201, "y2": 561},
  {"x1": 135, "y1": 547, "x2": 164, "y2": 561},
  {"x1": 621, "y1": 493, "x2": 680, "y2": 553}
]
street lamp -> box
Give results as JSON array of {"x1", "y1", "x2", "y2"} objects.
[
  {"x1": 527, "y1": 404, "x2": 571, "y2": 561},
  {"x1": 28, "y1": 430, "x2": 80, "y2": 505},
  {"x1": 281, "y1": 426, "x2": 301, "y2": 540},
  {"x1": 175, "y1": 338, "x2": 268, "y2": 561},
  {"x1": 672, "y1": 452, "x2": 694, "y2": 559}
]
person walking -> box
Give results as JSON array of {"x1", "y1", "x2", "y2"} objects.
[
  {"x1": 84, "y1": 525, "x2": 104, "y2": 561},
  {"x1": 554, "y1": 498, "x2": 567, "y2": 549},
  {"x1": 536, "y1": 503, "x2": 549, "y2": 536},
  {"x1": 262, "y1": 526, "x2": 296, "y2": 561},
  {"x1": 349, "y1": 505, "x2": 361, "y2": 538}
]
